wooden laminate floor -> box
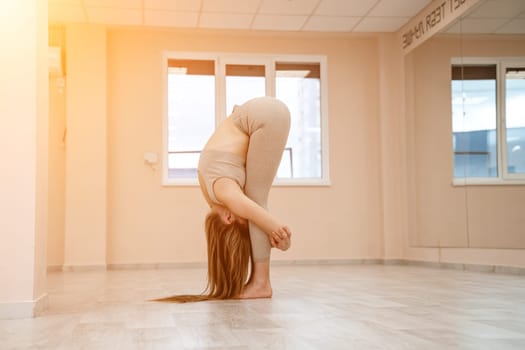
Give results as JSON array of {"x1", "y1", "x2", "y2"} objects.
[{"x1": 1, "y1": 264, "x2": 525, "y2": 349}]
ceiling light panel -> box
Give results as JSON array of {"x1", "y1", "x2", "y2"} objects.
[
  {"x1": 353, "y1": 16, "x2": 409, "y2": 32},
  {"x1": 86, "y1": 7, "x2": 142, "y2": 25},
  {"x1": 145, "y1": 0, "x2": 202, "y2": 11},
  {"x1": 84, "y1": 0, "x2": 142, "y2": 8},
  {"x1": 468, "y1": 0, "x2": 525, "y2": 19},
  {"x1": 199, "y1": 13, "x2": 254, "y2": 29},
  {"x1": 49, "y1": 0, "x2": 83, "y2": 5},
  {"x1": 144, "y1": 10, "x2": 199, "y2": 28},
  {"x1": 459, "y1": 18, "x2": 512, "y2": 33},
  {"x1": 202, "y1": 0, "x2": 260, "y2": 14},
  {"x1": 315, "y1": 0, "x2": 378, "y2": 16},
  {"x1": 252, "y1": 14, "x2": 308, "y2": 31},
  {"x1": 368, "y1": 0, "x2": 432, "y2": 17},
  {"x1": 303, "y1": 16, "x2": 361, "y2": 32},
  {"x1": 259, "y1": 0, "x2": 319, "y2": 15}
]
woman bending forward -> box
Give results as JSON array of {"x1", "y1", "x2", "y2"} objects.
[{"x1": 157, "y1": 96, "x2": 292, "y2": 302}]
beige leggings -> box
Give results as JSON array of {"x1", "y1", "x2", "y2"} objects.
[{"x1": 234, "y1": 97, "x2": 291, "y2": 262}]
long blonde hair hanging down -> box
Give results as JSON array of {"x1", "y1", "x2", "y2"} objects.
[{"x1": 152, "y1": 212, "x2": 252, "y2": 303}]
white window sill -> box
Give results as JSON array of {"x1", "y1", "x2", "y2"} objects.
[
  {"x1": 274, "y1": 178, "x2": 332, "y2": 186},
  {"x1": 452, "y1": 178, "x2": 525, "y2": 186},
  {"x1": 162, "y1": 178, "x2": 332, "y2": 187}
]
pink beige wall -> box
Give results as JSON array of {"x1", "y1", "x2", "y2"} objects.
[
  {"x1": 48, "y1": 26, "x2": 386, "y2": 267},
  {"x1": 48, "y1": 77, "x2": 66, "y2": 269},
  {"x1": 106, "y1": 28, "x2": 384, "y2": 264},
  {"x1": 46, "y1": 25, "x2": 525, "y2": 270},
  {"x1": 378, "y1": 34, "x2": 405, "y2": 260},
  {"x1": 63, "y1": 24, "x2": 107, "y2": 270},
  {"x1": 404, "y1": 35, "x2": 525, "y2": 267},
  {"x1": 0, "y1": 0, "x2": 48, "y2": 318},
  {"x1": 405, "y1": 36, "x2": 469, "y2": 248}
]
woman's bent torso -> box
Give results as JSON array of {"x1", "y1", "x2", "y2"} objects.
[
  {"x1": 198, "y1": 116, "x2": 249, "y2": 205},
  {"x1": 203, "y1": 117, "x2": 249, "y2": 158}
]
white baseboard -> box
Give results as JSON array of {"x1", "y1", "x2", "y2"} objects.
[
  {"x1": 0, "y1": 293, "x2": 47, "y2": 320},
  {"x1": 61, "y1": 264, "x2": 107, "y2": 272},
  {"x1": 402, "y1": 259, "x2": 525, "y2": 275},
  {"x1": 107, "y1": 262, "x2": 207, "y2": 270},
  {"x1": 108, "y1": 259, "x2": 384, "y2": 269},
  {"x1": 48, "y1": 259, "x2": 525, "y2": 275},
  {"x1": 270, "y1": 258, "x2": 385, "y2": 266}
]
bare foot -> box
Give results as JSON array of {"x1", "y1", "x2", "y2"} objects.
[{"x1": 239, "y1": 281, "x2": 273, "y2": 299}]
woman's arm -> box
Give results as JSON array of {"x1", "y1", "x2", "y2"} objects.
[
  {"x1": 198, "y1": 172, "x2": 214, "y2": 208},
  {"x1": 213, "y1": 177, "x2": 281, "y2": 235}
]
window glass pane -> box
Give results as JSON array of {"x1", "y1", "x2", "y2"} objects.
[
  {"x1": 167, "y1": 59, "x2": 215, "y2": 178},
  {"x1": 505, "y1": 67, "x2": 525, "y2": 174},
  {"x1": 451, "y1": 65, "x2": 497, "y2": 178},
  {"x1": 276, "y1": 62, "x2": 322, "y2": 179},
  {"x1": 226, "y1": 64, "x2": 266, "y2": 115}
]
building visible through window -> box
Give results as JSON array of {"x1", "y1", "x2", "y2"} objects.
[{"x1": 451, "y1": 60, "x2": 525, "y2": 181}]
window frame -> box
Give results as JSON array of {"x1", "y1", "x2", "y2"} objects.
[
  {"x1": 162, "y1": 51, "x2": 330, "y2": 187},
  {"x1": 451, "y1": 57, "x2": 525, "y2": 186}
]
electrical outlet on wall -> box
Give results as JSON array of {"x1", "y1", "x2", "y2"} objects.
[{"x1": 144, "y1": 152, "x2": 158, "y2": 164}]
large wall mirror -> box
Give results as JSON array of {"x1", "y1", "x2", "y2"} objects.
[{"x1": 405, "y1": 0, "x2": 525, "y2": 249}]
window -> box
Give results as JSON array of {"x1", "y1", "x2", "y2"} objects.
[
  {"x1": 225, "y1": 64, "x2": 266, "y2": 113},
  {"x1": 166, "y1": 59, "x2": 215, "y2": 179},
  {"x1": 451, "y1": 59, "x2": 525, "y2": 184},
  {"x1": 504, "y1": 65, "x2": 525, "y2": 175},
  {"x1": 163, "y1": 53, "x2": 329, "y2": 186},
  {"x1": 451, "y1": 64, "x2": 498, "y2": 178},
  {"x1": 276, "y1": 63, "x2": 322, "y2": 179}
]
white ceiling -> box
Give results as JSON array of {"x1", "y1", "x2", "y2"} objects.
[
  {"x1": 49, "y1": 0, "x2": 525, "y2": 34},
  {"x1": 48, "y1": 0, "x2": 434, "y2": 33},
  {"x1": 445, "y1": 0, "x2": 525, "y2": 34}
]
